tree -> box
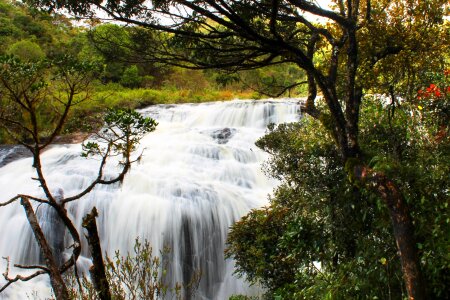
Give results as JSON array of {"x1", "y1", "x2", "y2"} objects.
[
  {"x1": 87, "y1": 23, "x2": 172, "y2": 86},
  {"x1": 227, "y1": 92, "x2": 449, "y2": 298},
  {"x1": 121, "y1": 65, "x2": 143, "y2": 88},
  {"x1": 0, "y1": 55, "x2": 157, "y2": 299},
  {"x1": 7, "y1": 39, "x2": 46, "y2": 61},
  {"x1": 0, "y1": 0, "x2": 78, "y2": 59},
  {"x1": 25, "y1": 1, "x2": 449, "y2": 299}
]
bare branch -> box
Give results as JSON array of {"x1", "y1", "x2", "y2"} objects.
[
  {"x1": 27, "y1": 195, "x2": 50, "y2": 204},
  {"x1": 0, "y1": 124, "x2": 33, "y2": 151},
  {"x1": 245, "y1": 79, "x2": 307, "y2": 99},
  {"x1": 14, "y1": 264, "x2": 50, "y2": 272},
  {"x1": 0, "y1": 257, "x2": 47, "y2": 293},
  {"x1": 39, "y1": 87, "x2": 75, "y2": 150},
  {"x1": 0, "y1": 116, "x2": 35, "y2": 138},
  {"x1": 0, "y1": 195, "x2": 21, "y2": 207}
]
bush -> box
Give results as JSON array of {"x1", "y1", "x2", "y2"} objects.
[
  {"x1": 65, "y1": 239, "x2": 201, "y2": 300},
  {"x1": 120, "y1": 65, "x2": 143, "y2": 88},
  {"x1": 7, "y1": 40, "x2": 45, "y2": 61}
]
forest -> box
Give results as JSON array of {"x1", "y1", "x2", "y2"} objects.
[
  {"x1": 0, "y1": 0, "x2": 306, "y2": 143},
  {"x1": 0, "y1": 0, "x2": 448, "y2": 300}
]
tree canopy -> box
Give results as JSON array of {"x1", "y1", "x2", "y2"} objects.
[{"x1": 26, "y1": 0, "x2": 449, "y2": 158}]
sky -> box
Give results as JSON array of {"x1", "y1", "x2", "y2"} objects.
[
  {"x1": 316, "y1": 0, "x2": 333, "y2": 8},
  {"x1": 78, "y1": 0, "x2": 335, "y2": 26}
]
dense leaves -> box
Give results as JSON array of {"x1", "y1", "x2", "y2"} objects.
[
  {"x1": 82, "y1": 108, "x2": 157, "y2": 162},
  {"x1": 227, "y1": 90, "x2": 449, "y2": 298},
  {"x1": 228, "y1": 116, "x2": 400, "y2": 298}
]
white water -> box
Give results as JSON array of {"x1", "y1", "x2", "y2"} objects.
[{"x1": 0, "y1": 99, "x2": 301, "y2": 299}]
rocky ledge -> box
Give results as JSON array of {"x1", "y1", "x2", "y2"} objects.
[{"x1": 0, "y1": 132, "x2": 90, "y2": 168}]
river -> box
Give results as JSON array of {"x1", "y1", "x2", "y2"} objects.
[{"x1": 0, "y1": 99, "x2": 301, "y2": 299}]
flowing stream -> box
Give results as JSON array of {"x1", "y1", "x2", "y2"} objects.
[{"x1": 0, "y1": 99, "x2": 301, "y2": 299}]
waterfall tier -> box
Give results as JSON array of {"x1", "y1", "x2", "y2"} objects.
[{"x1": 0, "y1": 99, "x2": 301, "y2": 299}]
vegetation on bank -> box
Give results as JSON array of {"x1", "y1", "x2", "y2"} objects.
[
  {"x1": 62, "y1": 84, "x2": 262, "y2": 134},
  {"x1": 64, "y1": 238, "x2": 201, "y2": 300},
  {"x1": 0, "y1": 0, "x2": 306, "y2": 143}
]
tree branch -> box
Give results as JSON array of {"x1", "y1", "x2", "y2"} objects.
[
  {"x1": 0, "y1": 195, "x2": 21, "y2": 207},
  {"x1": 1, "y1": 257, "x2": 47, "y2": 293},
  {"x1": 20, "y1": 196, "x2": 69, "y2": 299}
]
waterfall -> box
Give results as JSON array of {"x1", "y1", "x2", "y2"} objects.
[{"x1": 0, "y1": 99, "x2": 301, "y2": 299}]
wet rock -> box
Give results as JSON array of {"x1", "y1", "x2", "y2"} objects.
[
  {"x1": 39, "y1": 189, "x2": 65, "y2": 267},
  {"x1": 209, "y1": 128, "x2": 237, "y2": 144},
  {"x1": 52, "y1": 132, "x2": 90, "y2": 144},
  {"x1": 0, "y1": 145, "x2": 32, "y2": 168},
  {"x1": 0, "y1": 133, "x2": 89, "y2": 168}
]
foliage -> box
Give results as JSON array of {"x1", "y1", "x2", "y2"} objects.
[
  {"x1": 7, "y1": 39, "x2": 45, "y2": 61},
  {"x1": 235, "y1": 64, "x2": 307, "y2": 97},
  {"x1": 0, "y1": 52, "x2": 158, "y2": 297},
  {"x1": 0, "y1": 0, "x2": 312, "y2": 145},
  {"x1": 6, "y1": 0, "x2": 450, "y2": 298},
  {"x1": 85, "y1": 20, "x2": 309, "y2": 93},
  {"x1": 226, "y1": 206, "x2": 294, "y2": 290},
  {"x1": 65, "y1": 239, "x2": 200, "y2": 300},
  {"x1": 415, "y1": 70, "x2": 450, "y2": 132},
  {"x1": 227, "y1": 85, "x2": 450, "y2": 298},
  {"x1": 82, "y1": 108, "x2": 157, "y2": 161},
  {"x1": 228, "y1": 116, "x2": 402, "y2": 299},
  {"x1": 0, "y1": 1, "x2": 260, "y2": 144},
  {"x1": 358, "y1": 71, "x2": 450, "y2": 298},
  {"x1": 355, "y1": 0, "x2": 449, "y2": 98},
  {"x1": 0, "y1": 0, "x2": 305, "y2": 145},
  {"x1": 120, "y1": 65, "x2": 143, "y2": 88},
  {"x1": 0, "y1": 0, "x2": 76, "y2": 57},
  {"x1": 163, "y1": 67, "x2": 211, "y2": 92},
  {"x1": 228, "y1": 295, "x2": 260, "y2": 300},
  {"x1": 0, "y1": 54, "x2": 99, "y2": 144}
]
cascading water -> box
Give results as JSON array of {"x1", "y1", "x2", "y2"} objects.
[{"x1": 0, "y1": 99, "x2": 301, "y2": 299}]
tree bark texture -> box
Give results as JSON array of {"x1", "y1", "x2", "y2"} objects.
[
  {"x1": 352, "y1": 164, "x2": 426, "y2": 300},
  {"x1": 20, "y1": 197, "x2": 70, "y2": 300},
  {"x1": 82, "y1": 207, "x2": 112, "y2": 300},
  {"x1": 372, "y1": 172, "x2": 426, "y2": 300}
]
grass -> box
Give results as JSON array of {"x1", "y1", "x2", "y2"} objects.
[
  {"x1": 0, "y1": 82, "x2": 305, "y2": 143},
  {"x1": 62, "y1": 84, "x2": 263, "y2": 136},
  {"x1": 91, "y1": 84, "x2": 261, "y2": 107}
]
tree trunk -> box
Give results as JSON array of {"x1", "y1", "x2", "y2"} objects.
[
  {"x1": 82, "y1": 207, "x2": 111, "y2": 300},
  {"x1": 20, "y1": 197, "x2": 70, "y2": 300},
  {"x1": 357, "y1": 168, "x2": 426, "y2": 300},
  {"x1": 316, "y1": 79, "x2": 426, "y2": 299}
]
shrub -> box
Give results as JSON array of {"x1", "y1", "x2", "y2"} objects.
[{"x1": 65, "y1": 239, "x2": 201, "y2": 300}]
